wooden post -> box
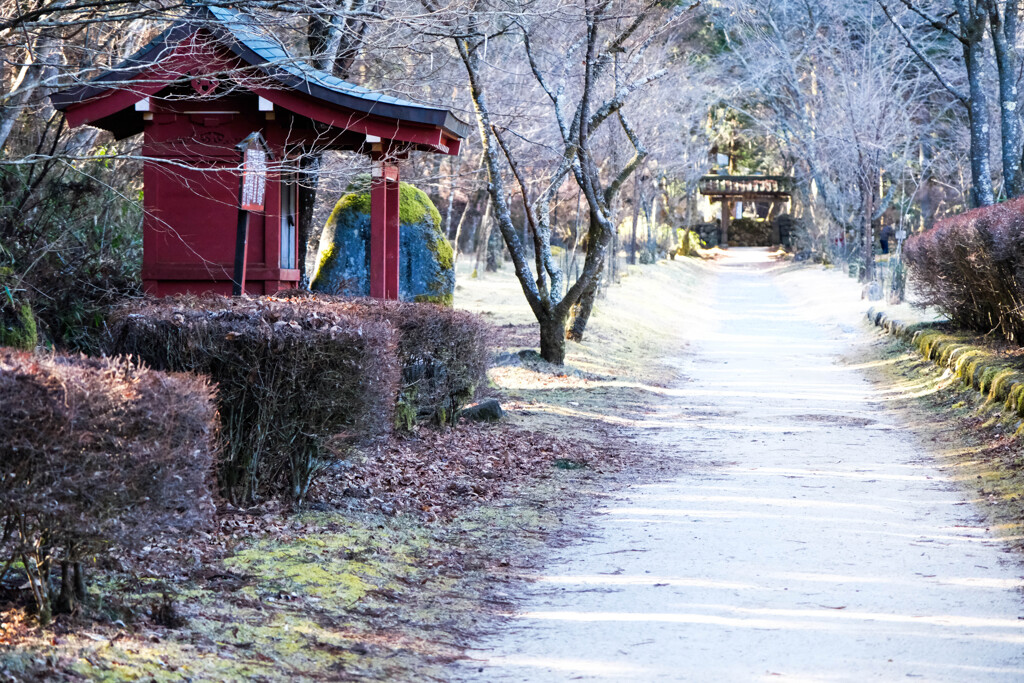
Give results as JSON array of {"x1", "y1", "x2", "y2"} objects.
[
  {"x1": 369, "y1": 160, "x2": 388, "y2": 298},
  {"x1": 385, "y1": 164, "x2": 400, "y2": 299},
  {"x1": 232, "y1": 204, "x2": 250, "y2": 296},
  {"x1": 720, "y1": 199, "x2": 731, "y2": 248}
]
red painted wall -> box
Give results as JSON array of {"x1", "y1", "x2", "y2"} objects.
[{"x1": 140, "y1": 94, "x2": 299, "y2": 297}]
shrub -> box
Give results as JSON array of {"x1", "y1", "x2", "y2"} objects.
[
  {"x1": 676, "y1": 229, "x2": 702, "y2": 257},
  {"x1": 342, "y1": 299, "x2": 489, "y2": 426},
  {"x1": 904, "y1": 197, "x2": 1024, "y2": 342},
  {"x1": 0, "y1": 162, "x2": 143, "y2": 354},
  {"x1": 107, "y1": 295, "x2": 402, "y2": 503},
  {"x1": 0, "y1": 350, "x2": 217, "y2": 623}
]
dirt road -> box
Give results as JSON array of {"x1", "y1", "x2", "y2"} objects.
[{"x1": 454, "y1": 250, "x2": 1024, "y2": 681}]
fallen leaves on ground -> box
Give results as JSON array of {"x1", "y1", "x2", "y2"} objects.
[{"x1": 312, "y1": 420, "x2": 625, "y2": 520}]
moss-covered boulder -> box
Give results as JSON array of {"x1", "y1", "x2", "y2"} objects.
[
  {"x1": 0, "y1": 301, "x2": 38, "y2": 350},
  {"x1": 311, "y1": 176, "x2": 455, "y2": 306}
]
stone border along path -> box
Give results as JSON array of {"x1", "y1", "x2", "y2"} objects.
[{"x1": 452, "y1": 249, "x2": 1024, "y2": 682}]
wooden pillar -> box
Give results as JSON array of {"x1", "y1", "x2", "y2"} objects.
[
  {"x1": 369, "y1": 161, "x2": 388, "y2": 298},
  {"x1": 720, "y1": 199, "x2": 731, "y2": 248},
  {"x1": 370, "y1": 156, "x2": 401, "y2": 300},
  {"x1": 385, "y1": 164, "x2": 400, "y2": 299}
]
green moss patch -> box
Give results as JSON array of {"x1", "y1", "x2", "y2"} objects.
[
  {"x1": 868, "y1": 307, "x2": 1024, "y2": 420},
  {"x1": 0, "y1": 302, "x2": 37, "y2": 349}
]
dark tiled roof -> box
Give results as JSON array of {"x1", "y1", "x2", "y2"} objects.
[{"x1": 52, "y1": 4, "x2": 469, "y2": 140}]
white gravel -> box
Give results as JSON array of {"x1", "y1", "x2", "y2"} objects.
[{"x1": 453, "y1": 250, "x2": 1024, "y2": 682}]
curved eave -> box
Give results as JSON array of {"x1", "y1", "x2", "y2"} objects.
[
  {"x1": 50, "y1": 21, "x2": 201, "y2": 111},
  {"x1": 217, "y1": 35, "x2": 470, "y2": 141}
]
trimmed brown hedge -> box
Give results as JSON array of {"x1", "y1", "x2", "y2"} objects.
[
  {"x1": 336, "y1": 298, "x2": 489, "y2": 427},
  {"x1": 107, "y1": 296, "x2": 402, "y2": 503},
  {"x1": 904, "y1": 198, "x2": 1024, "y2": 342},
  {"x1": 0, "y1": 350, "x2": 217, "y2": 623}
]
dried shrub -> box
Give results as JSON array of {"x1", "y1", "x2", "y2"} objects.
[
  {"x1": 904, "y1": 197, "x2": 1024, "y2": 342},
  {"x1": 0, "y1": 350, "x2": 217, "y2": 623},
  {"x1": 339, "y1": 298, "x2": 489, "y2": 426},
  {"x1": 106, "y1": 295, "x2": 401, "y2": 503}
]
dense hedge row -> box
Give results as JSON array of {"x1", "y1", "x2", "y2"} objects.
[
  {"x1": 107, "y1": 295, "x2": 402, "y2": 503},
  {"x1": 904, "y1": 198, "x2": 1024, "y2": 342},
  {"x1": 0, "y1": 350, "x2": 217, "y2": 623},
  {"x1": 0, "y1": 295, "x2": 486, "y2": 624},
  {"x1": 107, "y1": 294, "x2": 489, "y2": 503}
]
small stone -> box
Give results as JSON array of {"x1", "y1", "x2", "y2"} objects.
[
  {"x1": 492, "y1": 351, "x2": 522, "y2": 367},
  {"x1": 459, "y1": 398, "x2": 504, "y2": 422},
  {"x1": 516, "y1": 349, "x2": 544, "y2": 363}
]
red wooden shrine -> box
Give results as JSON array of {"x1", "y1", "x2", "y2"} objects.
[{"x1": 51, "y1": 5, "x2": 467, "y2": 298}]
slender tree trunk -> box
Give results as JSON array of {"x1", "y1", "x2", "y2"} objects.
[
  {"x1": 989, "y1": 0, "x2": 1022, "y2": 196},
  {"x1": 0, "y1": 35, "x2": 58, "y2": 154},
  {"x1": 485, "y1": 215, "x2": 502, "y2": 272},
  {"x1": 964, "y1": 20, "x2": 996, "y2": 206},
  {"x1": 296, "y1": 153, "x2": 321, "y2": 285},
  {"x1": 474, "y1": 193, "x2": 492, "y2": 273},
  {"x1": 566, "y1": 209, "x2": 607, "y2": 341},
  {"x1": 444, "y1": 157, "x2": 459, "y2": 238},
  {"x1": 628, "y1": 175, "x2": 639, "y2": 265},
  {"x1": 861, "y1": 176, "x2": 875, "y2": 283},
  {"x1": 459, "y1": 188, "x2": 486, "y2": 259},
  {"x1": 21, "y1": 551, "x2": 50, "y2": 625},
  {"x1": 73, "y1": 562, "x2": 85, "y2": 601},
  {"x1": 55, "y1": 561, "x2": 77, "y2": 614},
  {"x1": 566, "y1": 276, "x2": 600, "y2": 342}
]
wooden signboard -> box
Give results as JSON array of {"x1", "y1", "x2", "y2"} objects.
[
  {"x1": 234, "y1": 133, "x2": 271, "y2": 295},
  {"x1": 241, "y1": 144, "x2": 268, "y2": 211}
]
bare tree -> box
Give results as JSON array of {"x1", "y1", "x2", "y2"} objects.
[
  {"x1": 417, "y1": 0, "x2": 690, "y2": 363},
  {"x1": 877, "y1": 0, "x2": 1023, "y2": 206}
]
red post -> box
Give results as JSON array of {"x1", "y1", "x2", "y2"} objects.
[
  {"x1": 369, "y1": 161, "x2": 388, "y2": 298},
  {"x1": 384, "y1": 163, "x2": 400, "y2": 299}
]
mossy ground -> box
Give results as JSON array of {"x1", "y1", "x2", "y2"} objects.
[{"x1": 1, "y1": 489, "x2": 593, "y2": 682}]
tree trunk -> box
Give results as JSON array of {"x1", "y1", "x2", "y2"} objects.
[
  {"x1": 861, "y1": 177, "x2": 875, "y2": 283},
  {"x1": 989, "y1": 0, "x2": 1022, "y2": 196},
  {"x1": 566, "y1": 274, "x2": 600, "y2": 342},
  {"x1": 539, "y1": 313, "x2": 568, "y2": 364},
  {"x1": 21, "y1": 552, "x2": 50, "y2": 625},
  {"x1": 721, "y1": 200, "x2": 732, "y2": 247},
  {"x1": 74, "y1": 562, "x2": 86, "y2": 601},
  {"x1": 485, "y1": 217, "x2": 502, "y2": 272},
  {"x1": 964, "y1": 24, "x2": 996, "y2": 206},
  {"x1": 628, "y1": 175, "x2": 639, "y2": 265},
  {"x1": 473, "y1": 193, "x2": 492, "y2": 273},
  {"x1": 296, "y1": 153, "x2": 322, "y2": 285},
  {"x1": 444, "y1": 158, "x2": 459, "y2": 238},
  {"x1": 55, "y1": 561, "x2": 77, "y2": 615}
]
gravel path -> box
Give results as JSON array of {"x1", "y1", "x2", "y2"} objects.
[{"x1": 453, "y1": 251, "x2": 1024, "y2": 682}]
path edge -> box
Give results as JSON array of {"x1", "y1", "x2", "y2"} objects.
[{"x1": 866, "y1": 307, "x2": 1024, "y2": 420}]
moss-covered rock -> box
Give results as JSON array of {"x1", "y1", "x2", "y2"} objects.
[
  {"x1": 311, "y1": 175, "x2": 455, "y2": 306},
  {"x1": 868, "y1": 308, "x2": 1024, "y2": 419},
  {"x1": 0, "y1": 302, "x2": 37, "y2": 350}
]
